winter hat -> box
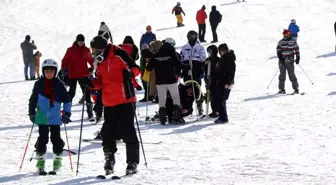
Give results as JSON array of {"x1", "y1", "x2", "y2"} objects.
[
  {"x1": 25, "y1": 35, "x2": 31, "y2": 41},
  {"x1": 282, "y1": 29, "x2": 291, "y2": 37},
  {"x1": 211, "y1": 5, "x2": 216, "y2": 10},
  {"x1": 123, "y1": 36, "x2": 135, "y2": 45},
  {"x1": 101, "y1": 21, "x2": 105, "y2": 25},
  {"x1": 76, "y1": 34, "x2": 85, "y2": 42},
  {"x1": 218, "y1": 43, "x2": 229, "y2": 52},
  {"x1": 150, "y1": 40, "x2": 163, "y2": 54},
  {"x1": 90, "y1": 35, "x2": 108, "y2": 50},
  {"x1": 202, "y1": 5, "x2": 206, "y2": 10},
  {"x1": 146, "y1": 25, "x2": 152, "y2": 31},
  {"x1": 141, "y1": 43, "x2": 150, "y2": 51}
]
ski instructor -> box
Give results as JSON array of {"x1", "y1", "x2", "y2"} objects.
[{"x1": 90, "y1": 35, "x2": 140, "y2": 176}]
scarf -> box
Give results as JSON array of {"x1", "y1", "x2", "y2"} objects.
[{"x1": 44, "y1": 78, "x2": 55, "y2": 107}]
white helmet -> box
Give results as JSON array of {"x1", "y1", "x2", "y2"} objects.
[
  {"x1": 42, "y1": 59, "x2": 58, "y2": 76},
  {"x1": 165, "y1": 37, "x2": 176, "y2": 47}
]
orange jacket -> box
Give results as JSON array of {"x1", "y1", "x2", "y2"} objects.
[
  {"x1": 92, "y1": 44, "x2": 138, "y2": 107},
  {"x1": 196, "y1": 9, "x2": 207, "y2": 24}
]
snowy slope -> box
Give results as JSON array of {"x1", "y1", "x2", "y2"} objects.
[{"x1": 1, "y1": 0, "x2": 336, "y2": 184}]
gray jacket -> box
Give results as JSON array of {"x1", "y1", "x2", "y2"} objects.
[{"x1": 20, "y1": 40, "x2": 37, "y2": 63}]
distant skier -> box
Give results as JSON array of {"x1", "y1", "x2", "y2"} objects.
[
  {"x1": 237, "y1": 0, "x2": 245, "y2": 2},
  {"x1": 21, "y1": 35, "x2": 37, "y2": 80},
  {"x1": 34, "y1": 51, "x2": 42, "y2": 79},
  {"x1": 180, "y1": 30, "x2": 207, "y2": 115},
  {"x1": 214, "y1": 43, "x2": 236, "y2": 123},
  {"x1": 196, "y1": 5, "x2": 207, "y2": 42},
  {"x1": 276, "y1": 29, "x2": 300, "y2": 94},
  {"x1": 140, "y1": 25, "x2": 157, "y2": 48},
  {"x1": 98, "y1": 22, "x2": 113, "y2": 43},
  {"x1": 28, "y1": 59, "x2": 72, "y2": 174},
  {"x1": 172, "y1": 2, "x2": 186, "y2": 27},
  {"x1": 209, "y1": 6, "x2": 222, "y2": 43},
  {"x1": 288, "y1": 19, "x2": 300, "y2": 41},
  {"x1": 334, "y1": 21, "x2": 336, "y2": 37}
]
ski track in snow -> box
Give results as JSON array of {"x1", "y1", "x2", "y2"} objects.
[{"x1": 1, "y1": 0, "x2": 336, "y2": 184}]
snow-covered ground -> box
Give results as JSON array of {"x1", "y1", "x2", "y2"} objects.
[{"x1": 1, "y1": 0, "x2": 336, "y2": 184}]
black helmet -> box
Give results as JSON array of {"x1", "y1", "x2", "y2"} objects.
[
  {"x1": 90, "y1": 36, "x2": 107, "y2": 50},
  {"x1": 187, "y1": 30, "x2": 198, "y2": 42}
]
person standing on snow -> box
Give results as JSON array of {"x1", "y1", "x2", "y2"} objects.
[
  {"x1": 28, "y1": 59, "x2": 72, "y2": 174},
  {"x1": 21, "y1": 35, "x2": 37, "y2": 80},
  {"x1": 172, "y1": 2, "x2": 186, "y2": 27},
  {"x1": 89, "y1": 35, "x2": 140, "y2": 176},
  {"x1": 214, "y1": 44, "x2": 236, "y2": 124},
  {"x1": 139, "y1": 44, "x2": 153, "y2": 102},
  {"x1": 196, "y1": 5, "x2": 207, "y2": 42},
  {"x1": 209, "y1": 6, "x2": 222, "y2": 43},
  {"x1": 180, "y1": 30, "x2": 207, "y2": 115},
  {"x1": 146, "y1": 38, "x2": 182, "y2": 125},
  {"x1": 140, "y1": 25, "x2": 156, "y2": 48},
  {"x1": 204, "y1": 45, "x2": 220, "y2": 118},
  {"x1": 276, "y1": 29, "x2": 300, "y2": 94},
  {"x1": 98, "y1": 22, "x2": 113, "y2": 43},
  {"x1": 288, "y1": 19, "x2": 300, "y2": 41},
  {"x1": 61, "y1": 34, "x2": 95, "y2": 121}
]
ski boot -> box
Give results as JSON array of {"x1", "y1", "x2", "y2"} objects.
[
  {"x1": 158, "y1": 107, "x2": 167, "y2": 125},
  {"x1": 172, "y1": 104, "x2": 185, "y2": 124},
  {"x1": 53, "y1": 154, "x2": 62, "y2": 172},
  {"x1": 126, "y1": 162, "x2": 138, "y2": 175},
  {"x1": 293, "y1": 89, "x2": 299, "y2": 94},
  {"x1": 87, "y1": 103, "x2": 95, "y2": 122},
  {"x1": 104, "y1": 152, "x2": 115, "y2": 175},
  {"x1": 208, "y1": 112, "x2": 219, "y2": 118},
  {"x1": 278, "y1": 89, "x2": 286, "y2": 94},
  {"x1": 36, "y1": 153, "x2": 47, "y2": 175}
]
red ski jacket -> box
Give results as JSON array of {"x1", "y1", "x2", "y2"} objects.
[
  {"x1": 92, "y1": 44, "x2": 139, "y2": 107},
  {"x1": 196, "y1": 9, "x2": 207, "y2": 24},
  {"x1": 61, "y1": 42, "x2": 94, "y2": 79}
]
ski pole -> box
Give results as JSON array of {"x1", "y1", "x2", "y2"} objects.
[
  {"x1": 267, "y1": 63, "x2": 282, "y2": 89},
  {"x1": 298, "y1": 64, "x2": 314, "y2": 85},
  {"x1": 76, "y1": 87, "x2": 86, "y2": 175},
  {"x1": 64, "y1": 124, "x2": 74, "y2": 173},
  {"x1": 126, "y1": 75, "x2": 148, "y2": 168},
  {"x1": 19, "y1": 123, "x2": 35, "y2": 172},
  {"x1": 188, "y1": 59, "x2": 199, "y2": 121}
]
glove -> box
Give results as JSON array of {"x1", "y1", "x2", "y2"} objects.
[
  {"x1": 29, "y1": 113, "x2": 35, "y2": 123},
  {"x1": 295, "y1": 56, "x2": 300, "y2": 64},
  {"x1": 62, "y1": 112, "x2": 71, "y2": 124},
  {"x1": 32, "y1": 40, "x2": 34, "y2": 44}
]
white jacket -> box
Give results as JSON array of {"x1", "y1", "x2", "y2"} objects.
[{"x1": 180, "y1": 43, "x2": 207, "y2": 63}]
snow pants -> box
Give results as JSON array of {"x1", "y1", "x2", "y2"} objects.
[
  {"x1": 210, "y1": 24, "x2": 218, "y2": 42},
  {"x1": 278, "y1": 61, "x2": 299, "y2": 90},
  {"x1": 102, "y1": 103, "x2": 139, "y2": 164},
  {"x1": 176, "y1": 15, "x2": 183, "y2": 24},
  {"x1": 35, "y1": 125, "x2": 64, "y2": 155},
  {"x1": 198, "y1": 24, "x2": 206, "y2": 41},
  {"x1": 214, "y1": 86, "x2": 231, "y2": 121},
  {"x1": 156, "y1": 82, "x2": 180, "y2": 108}
]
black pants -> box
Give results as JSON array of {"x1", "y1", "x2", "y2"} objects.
[
  {"x1": 278, "y1": 62, "x2": 299, "y2": 90},
  {"x1": 210, "y1": 85, "x2": 219, "y2": 113},
  {"x1": 68, "y1": 78, "x2": 92, "y2": 103},
  {"x1": 198, "y1": 24, "x2": 206, "y2": 41},
  {"x1": 182, "y1": 62, "x2": 203, "y2": 86},
  {"x1": 93, "y1": 90, "x2": 103, "y2": 118},
  {"x1": 214, "y1": 85, "x2": 231, "y2": 121},
  {"x1": 102, "y1": 103, "x2": 139, "y2": 164},
  {"x1": 211, "y1": 24, "x2": 218, "y2": 42},
  {"x1": 35, "y1": 125, "x2": 64, "y2": 155}
]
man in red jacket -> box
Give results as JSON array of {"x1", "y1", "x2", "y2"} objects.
[
  {"x1": 61, "y1": 34, "x2": 95, "y2": 120},
  {"x1": 196, "y1": 5, "x2": 207, "y2": 42},
  {"x1": 90, "y1": 35, "x2": 140, "y2": 176}
]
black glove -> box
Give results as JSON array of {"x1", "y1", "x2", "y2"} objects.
[
  {"x1": 29, "y1": 113, "x2": 35, "y2": 123},
  {"x1": 32, "y1": 40, "x2": 34, "y2": 44},
  {"x1": 62, "y1": 112, "x2": 71, "y2": 124},
  {"x1": 295, "y1": 56, "x2": 300, "y2": 64},
  {"x1": 83, "y1": 76, "x2": 94, "y2": 88}
]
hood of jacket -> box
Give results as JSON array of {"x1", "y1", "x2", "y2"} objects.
[{"x1": 207, "y1": 45, "x2": 218, "y2": 58}]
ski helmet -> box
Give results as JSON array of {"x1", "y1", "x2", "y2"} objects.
[
  {"x1": 165, "y1": 37, "x2": 176, "y2": 47},
  {"x1": 177, "y1": 2, "x2": 181, "y2": 6},
  {"x1": 42, "y1": 59, "x2": 58, "y2": 77},
  {"x1": 291, "y1": 19, "x2": 296, "y2": 24},
  {"x1": 187, "y1": 30, "x2": 198, "y2": 42},
  {"x1": 90, "y1": 35, "x2": 108, "y2": 50}
]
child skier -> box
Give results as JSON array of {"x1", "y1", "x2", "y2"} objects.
[
  {"x1": 28, "y1": 59, "x2": 72, "y2": 175},
  {"x1": 172, "y1": 2, "x2": 186, "y2": 27}
]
